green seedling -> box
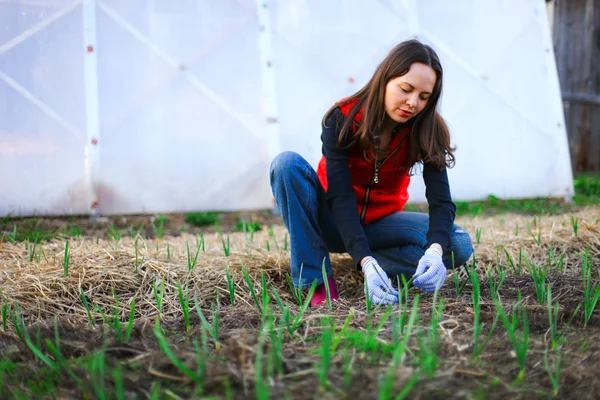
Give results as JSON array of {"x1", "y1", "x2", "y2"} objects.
[
  {"x1": 225, "y1": 266, "x2": 235, "y2": 306},
  {"x1": 472, "y1": 269, "x2": 498, "y2": 360},
  {"x1": 271, "y1": 286, "x2": 292, "y2": 334},
  {"x1": 13, "y1": 307, "x2": 87, "y2": 389},
  {"x1": 525, "y1": 256, "x2": 548, "y2": 305},
  {"x1": 102, "y1": 289, "x2": 124, "y2": 342},
  {"x1": 283, "y1": 233, "x2": 288, "y2": 251},
  {"x1": 390, "y1": 371, "x2": 421, "y2": 400},
  {"x1": 475, "y1": 227, "x2": 482, "y2": 244},
  {"x1": 25, "y1": 334, "x2": 57, "y2": 371},
  {"x1": 316, "y1": 318, "x2": 334, "y2": 390},
  {"x1": 321, "y1": 259, "x2": 332, "y2": 311},
  {"x1": 26, "y1": 232, "x2": 41, "y2": 262},
  {"x1": 265, "y1": 240, "x2": 271, "y2": 252},
  {"x1": 194, "y1": 328, "x2": 209, "y2": 391},
  {"x1": 186, "y1": 240, "x2": 201, "y2": 271},
  {"x1": 581, "y1": 247, "x2": 600, "y2": 326},
  {"x1": 260, "y1": 271, "x2": 269, "y2": 313},
  {"x1": 332, "y1": 311, "x2": 354, "y2": 352},
  {"x1": 547, "y1": 246, "x2": 566, "y2": 273},
  {"x1": 63, "y1": 240, "x2": 70, "y2": 277},
  {"x1": 517, "y1": 249, "x2": 523, "y2": 273},
  {"x1": 154, "y1": 319, "x2": 204, "y2": 384},
  {"x1": 167, "y1": 243, "x2": 171, "y2": 261},
  {"x1": 381, "y1": 295, "x2": 421, "y2": 400},
  {"x1": 451, "y1": 264, "x2": 467, "y2": 296},
  {"x1": 129, "y1": 223, "x2": 144, "y2": 239},
  {"x1": 545, "y1": 284, "x2": 576, "y2": 350},
  {"x1": 452, "y1": 251, "x2": 473, "y2": 295},
  {"x1": 114, "y1": 366, "x2": 125, "y2": 400},
  {"x1": 267, "y1": 225, "x2": 279, "y2": 250},
  {"x1": 241, "y1": 264, "x2": 263, "y2": 315},
  {"x1": 134, "y1": 237, "x2": 142, "y2": 273},
  {"x1": 348, "y1": 307, "x2": 394, "y2": 357},
  {"x1": 544, "y1": 346, "x2": 561, "y2": 396},
  {"x1": 10, "y1": 303, "x2": 29, "y2": 343},
  {"x1": 286, "y1": 265, "x2": 305, "y2": 305},
  {"x1": 80, "y1": 288, "x2": 96, "y2": 328},
  {"x1": 124, "y1": 299, "x2": 136, "y2": 342},
  {"x1": 150, "y1": 382, "x2": 162, "y2": 400},
  {"x1": 526, "y1": 219, "x2": 542, "y2": 245},
  {"x1": 90, "y1": 346, "x2": 108, "y2": 399},
  {"x1": 194, "y1": 293, "x2": 221, "y2": 352},
  {"x1": 570, "y1": 216, "x2": 579, "y2": 238},
  {"x1": 198, "y1": 232, "x2": 205, "y2": 252},
  {"x1": 224, "y1": 377, "x2": 233, "y2": 400},
  {"x1": 514, "y1": 223, "x2": 519, "y2": 236},
  {"x1": 6, "y1": 224, "x2": 16, "y2": 244},
  {"x1": 418, "y1": 294, "x2": 443, "y2": 379},
  {"x1": 364, "y1": 276, "x2": 374, "y2": 314},
  {"x1": 178, "y1": 282, "x2": 191, "y2": 334},
  {"x1": 108, "y1": 225, "x2": 122, "y2": 248},
  {"x1": 289, "y1": 280, "x2": 318, "y2": 334},
  {"x1": 495, "y1": 295, "x2": 529, "y2": 383},
  {"x1": 151, "y1": 216, "x2": 166, "y2": 239},
  {"x1": 236, "y1": 220, "x2": 261, "y2": 244},
  {"x1": 488, "y1": 262, "x2": 506, "y2": 302},
  {"x1": 503, "y1": 246, "x2": 523, "y2": 275},
  {"x1": 392, "y1": 274, "x2": 417, "y2": 338},
  {"x1": 153, "y1": 276, "x2": 166, "y2": 319},
  {"x1": 268, "y1": 312, "x2": 285, "y2": 377},
  {"x1": 44, "y1": 321, "x2": 83, "y2": 386},
  {"x1": 255, "y1": 313, "x2": 270, "y2": 400},
  {"x1": 1, "y1": 302, "x2": 7, "y2": 332},
  {"x1": 397, "y1": 293, "x2": 419, "y2": 362},
  {"x1": 342, "y1": 349, "x2": 356, "y2": 392},
  {"x1": 222, "y1": 235, "x2": 231, "y2": 257}
]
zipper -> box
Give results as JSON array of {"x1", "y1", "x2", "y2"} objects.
[
  {"x1": 359, "y1": 158, "x2": 385, "y2": 221},
  {"x1": 373, "y1": 159, "x2": 382, "y2": 184},
  {"x1": 360, "y1": 129, "x2": 408, "y2": 223}
]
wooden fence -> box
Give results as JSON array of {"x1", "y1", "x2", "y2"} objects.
[{"x1": 552, "y1": 0, "x2": 600, "y2": 172}]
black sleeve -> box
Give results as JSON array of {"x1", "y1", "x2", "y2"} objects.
[
  {"x1": 423, "y1": 162, "x2": 456, "y2": 251},
  {"x1": 321, "y1": 108, "x2": 373, "y2": 265}
]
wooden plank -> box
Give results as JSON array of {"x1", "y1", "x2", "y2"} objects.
[{"x1": 562, "y1": 92, "x2": 600, "y2": 105}]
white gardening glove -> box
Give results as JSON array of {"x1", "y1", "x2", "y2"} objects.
[
  {"x1": 413, "y1": 247, "x2": 447, "y2": 292},
  {"x1": 361, "y1": 256, "x2": 399, "y2": 305}
]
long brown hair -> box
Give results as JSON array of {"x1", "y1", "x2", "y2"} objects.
[{"x1": 323, "y1": 39, "x2": 456, "y2": 171}]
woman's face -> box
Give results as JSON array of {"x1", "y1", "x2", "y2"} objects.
[{"x1": 384, "y1": 62, "x2": 436, "y2": 124}]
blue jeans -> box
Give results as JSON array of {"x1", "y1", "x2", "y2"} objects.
[{"x1": 270, "y1": 151, "x2": 474, "y2": 289}]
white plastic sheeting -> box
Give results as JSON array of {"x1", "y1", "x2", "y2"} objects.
[{"x1": 0, "y1": 0, "x2": 573, "y2": 217}]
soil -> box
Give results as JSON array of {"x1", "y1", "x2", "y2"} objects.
[{"x1": 0, "y1": 211, "x2": 599, "y2": 399}]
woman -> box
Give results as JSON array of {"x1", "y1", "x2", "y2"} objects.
[{"x1": 270, "y1": 39, "x2": 473, "y2": 306}]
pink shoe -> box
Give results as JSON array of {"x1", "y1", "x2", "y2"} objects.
[{"x1": 309, "y1": 277, "x2": 340, "y2": 307}]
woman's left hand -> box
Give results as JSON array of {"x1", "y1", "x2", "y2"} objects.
[{"x1": 413, "y1": 248, "x2": 447, "y2": 292}]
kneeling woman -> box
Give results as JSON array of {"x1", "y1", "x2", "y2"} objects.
[{"x1": 270, "y1": 39, "x2": 474, "y2": 306}]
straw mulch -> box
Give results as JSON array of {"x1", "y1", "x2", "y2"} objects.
[{"x1": 0, "y1": 206, "x2": 598, "y2": 327}]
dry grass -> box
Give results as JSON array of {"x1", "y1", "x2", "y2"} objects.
[
  {"x1": 1, "y1": 207, "x2": 598, "y2": 325},
  {"x1": 0, "y1": 206, "x2": 599, "y2": 398}
]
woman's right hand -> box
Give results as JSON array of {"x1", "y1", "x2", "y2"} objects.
[{"x1": 361, "y1": 256, "x2": 399, "y2": 305}]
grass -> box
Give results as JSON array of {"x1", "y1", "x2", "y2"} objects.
[
  {"x1": 185, "y1": 212, "x2": 219, "y2": 227},
  {"x1": 404, "y1": 174, "x2": 600, "y2": 216}
]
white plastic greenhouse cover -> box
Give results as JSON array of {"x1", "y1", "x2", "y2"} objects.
[{"x1": 0, "y1": 0, "x2": 573, "y2": 217}]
